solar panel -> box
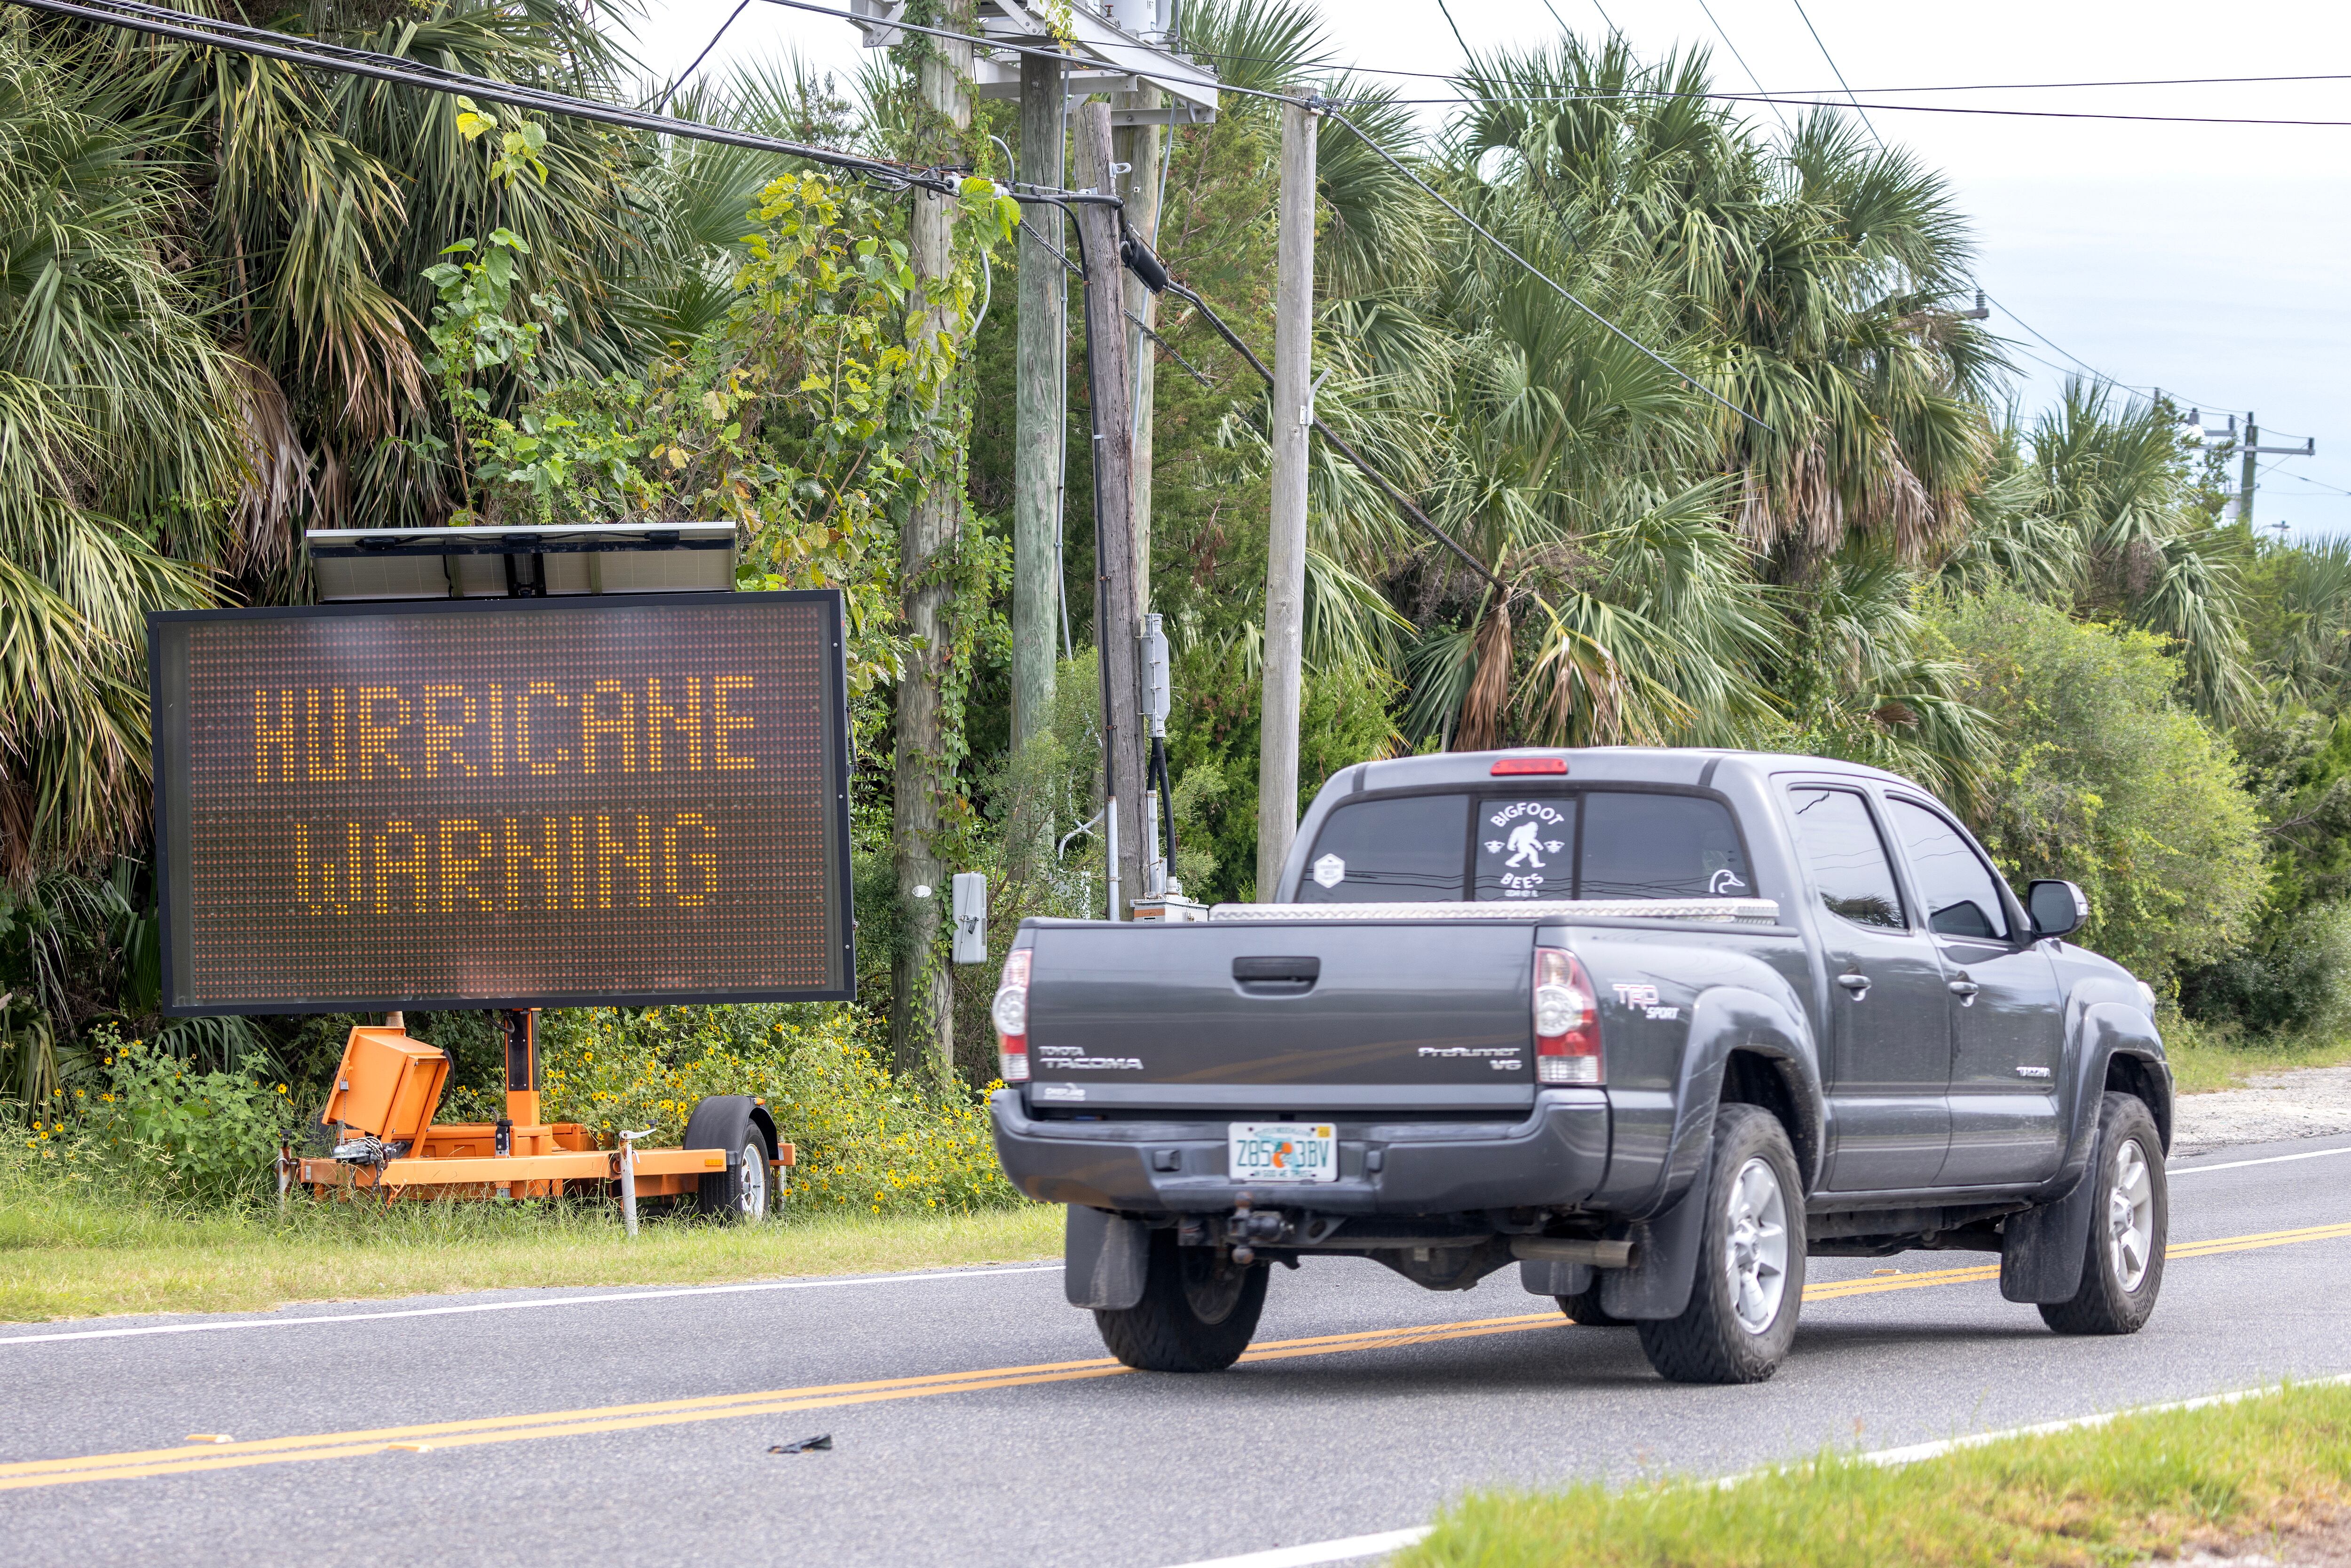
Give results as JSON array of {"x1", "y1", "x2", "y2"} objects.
[{"x1": 307, "y1": 523, "x2": 738, "y2": 602}]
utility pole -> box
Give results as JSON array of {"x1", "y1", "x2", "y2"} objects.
[
  {"x1": 1073, "y1": 100, "x2": 1148, "y2": 919},
  {"x1": 2235, "y1": 410, "x2": 2319, "y2": 528},
  {"x1": 1010, "y1": 50, "x2": 1065, "y2": 752},
  {"x1": 1254, "y1": 98, "x2": 1316, "y2": 900},
  {"x1": 891, "y1": 14, "x2": 971, "y2": 1079},
  {"x1": 2241, "y1": 411, "x2": 2259, "y2": 528},
  {"x1": 1115, "y1": 87, "x2": 1164, "y2": 611}
]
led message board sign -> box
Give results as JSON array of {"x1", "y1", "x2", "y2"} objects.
[{"x1": 149, "y1": 591, "x2": 852, "y2": 1014}]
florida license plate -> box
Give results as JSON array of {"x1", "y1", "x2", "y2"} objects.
[{"x1": 1227, "y1": 1122, "x2": 1339, "y2": 1183}]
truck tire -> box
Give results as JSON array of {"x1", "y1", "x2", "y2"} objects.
[
  {"x1": 1093, "y1": 1229, "x2": 1267, "y2": 1373},
  {"x1": 2040, "y1": 1091, "x2": 2166, "y2": 1336},
  {"x1": 1635, "y1": 1103, "x2": 1807, "y2": 1385},
  {"x1": 683, "y1": 1095, "x2": 770, "y2": 1224},
  {"x1": 1556, "y1": 1285, "x2": 1630, "y2": 1326}
]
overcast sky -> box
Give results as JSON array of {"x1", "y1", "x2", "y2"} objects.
[{"x1": 617, "y1": 0, "x2": 2351, "y2": 534}]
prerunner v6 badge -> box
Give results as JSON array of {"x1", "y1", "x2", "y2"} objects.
[{"x1": 1479, "y1": 799, "x2": 1569, "y2": 898}]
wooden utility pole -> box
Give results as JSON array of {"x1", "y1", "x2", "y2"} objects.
[
  {"x1": 1072, "y1": 100, "x2": 1148, "y2": 919},
  {"x1": 1255, "y1": 99, "x2": 1316, "y2": 899},
  {"x1": 2240, "y1": 412, "x2": 2259, "y2": 528},
  {"x1": 891, "y1": 17, "x2": 971, "y2": 1078},
  {"x1": 1010, "y1": 52, "x2": 1065, "y2": 752},
  {"x1": 1114, "y1": 90, "x2": 1163, "y2": 611}
]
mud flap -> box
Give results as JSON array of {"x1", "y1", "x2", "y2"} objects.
[
  {"x1": 2000, "y1": 1119, "x2": 2102, "y2": 1304},
  {"x1": 1599, "y1": 1153, "x2": 1713, "y2": 1321},
  {"x1": 1518, "y1": 1259, "x2": 1594, "y2": 1298},
  {"x1": 1064, "y1": 1205, "x2": 1149, "y2": 1309}
]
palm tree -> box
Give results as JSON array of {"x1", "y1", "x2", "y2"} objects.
[
  {"x1": 0, "y1": 39, "x2": 235, "y2": 885},
  {"x1": 64, "y1": 0, "x2": 664, "y2": 584}
]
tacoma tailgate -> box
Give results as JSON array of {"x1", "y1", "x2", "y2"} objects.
[{"x1": 1024, "y1": 922, "x2": 1535, "y2": 1111}]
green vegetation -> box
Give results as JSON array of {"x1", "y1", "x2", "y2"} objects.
[
  {"x1": 0, "y1": 1151, "x2": 1056, "y2": 1321},
  {"x1": 1401, "y1": 1382, "x2": 2351, "y2": 1568},
  {"x1": 6, "y1": 0, "x2": 2351, "y2": 1263}
]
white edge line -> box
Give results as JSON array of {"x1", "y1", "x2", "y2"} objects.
[
  {"x1": 0, "y1": 1140, "x2": 2335, "y2": 1349},
  {"x1": 1179, "y1": 1374, "x2": 2351, "y2": 1568},
  {"x1": 1160, "y1": 1528, "x2": 1435, "y2": 1568},
  {"x1": 0, "y1": 1262, "x2": 1062, "y2": 1347},
  {"x1": 2169, "y1": 1143, "x2": 2351, "y2": 1177}
]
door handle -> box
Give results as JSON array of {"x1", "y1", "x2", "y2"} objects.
[
  {"x1": 1837, "y1": 972, "x2": 1871, "y2": 1000},
  {"x1": 1948, "y1": 978, "x2": 1980, "y2": 1007}
]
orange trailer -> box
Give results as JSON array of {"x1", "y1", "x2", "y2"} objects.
[{"x1": 285, "y1": 1009, "x2": 791, "y2": 1223}]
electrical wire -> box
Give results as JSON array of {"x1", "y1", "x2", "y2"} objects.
[
  {"x1": 18, "y1": 0, "x2": 962, "y2": 191},
  {"x1": 1786, "y1": 0, "x2": 1880, "y2": 143},
  {"x1": 1693, "y1": 0, "x2": 1791, "y2": 134},
  {"x1": 648, "y1": 0, "x2": 747, "y2": 114},
  {"x1": 1314, "y1": 100, "x2": 1770, "y2": 433},
  {"x1": 754, "y1": 0, "x2": 1285, "y2": 106},
  {"x1": 1150, "y1": 273, "x2": 1500, "y2": 587},
  {"x1": 1376, "y1": 87, "x2": 2351, "y2": 126}
]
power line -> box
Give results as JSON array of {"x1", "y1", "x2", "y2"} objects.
[
  {"x1": 1786, "y1": 0, "x2": 1880, "y2": 144},
  {"x1": 20, "y1": 0, "x2": 961, "y2": 190},
  {"x1": 1385, "y1": 89, "x2": 2351, "y2": 126},
  {"x1": 756, "y1": 0, "x2": 1299, "y2": 107},
  {"x1": 1315, "y1": 100, "x2": 1769, "y2": 433},
  {"x1": 1154, "y1": 276, "x2": 1502, "y2": 586},
  {"x1": 649, "y1": 0, "x2": 747, "y2": 113},
  {"x1": 1693, "y1": 0, "x2": 1791, "y2": 134}
]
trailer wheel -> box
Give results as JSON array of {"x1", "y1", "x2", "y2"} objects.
[
  {"x1": 1093, "y1": 1229, "x2": 1267, "y2": 1373},
  {"x1": 683, "y1": 1095, "x2": 772, "y2": 1224}
]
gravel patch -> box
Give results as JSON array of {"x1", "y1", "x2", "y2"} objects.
[{"x1": 2172, "y1": 1065, "x2": 2351, "y2": 1157}]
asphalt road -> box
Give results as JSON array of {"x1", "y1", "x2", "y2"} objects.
[{"x1": 5, "y1": 1132, "x2": 2349, "y2": 1568}]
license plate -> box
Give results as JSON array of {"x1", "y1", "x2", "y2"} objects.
[{"x1": 1227, "y1": 1122, "x2": 1339, "y2": 1183}]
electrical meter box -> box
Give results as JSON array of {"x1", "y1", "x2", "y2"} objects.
[{"x1": 322, "y1": 1027, "x2": 450, "y2": 1143}]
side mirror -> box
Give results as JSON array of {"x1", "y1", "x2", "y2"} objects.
[{"x1": 2026, "y1": 879, "x2": 2088, "y2": 939}]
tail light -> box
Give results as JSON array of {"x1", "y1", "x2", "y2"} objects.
[
  {"x1": 992, "y1": 948, "x2": 1032, "y2": 1083},
  {"x1": 1533, "y1": 947, "x2": 1601, "y2": 1084}
]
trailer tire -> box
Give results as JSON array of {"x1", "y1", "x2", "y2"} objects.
[
  {"x1": 684, "y1": 1095, "x2": 773, "y2": 1224},
  {"x1": 1093, "y1": 1229, "x2": 1267, "y2": 1373}
]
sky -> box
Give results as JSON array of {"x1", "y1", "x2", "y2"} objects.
[{"x1": 615, "y1": 0, "x2": 2351, "y2": 534}]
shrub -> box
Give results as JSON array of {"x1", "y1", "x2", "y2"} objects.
[
  {"x1": 2179, "y1": 904, "x2": 2351, "y2": 1038},
  {"x1": 1931, "y1": 589, "x2": 2266, "y2": 989},
  {"x1": 63, "y1": 1030, "x2": 302, "y2": 1203},
  {"x1": 536, "y1": 1004, "x2": 1018, "y2": 1215}
]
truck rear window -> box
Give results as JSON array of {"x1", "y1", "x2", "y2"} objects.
[{"x1": 1298, "y1": 790, "x2": 1753, "y2": 904}]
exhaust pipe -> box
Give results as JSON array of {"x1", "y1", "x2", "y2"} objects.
[{"x1": 1510, "y1": 1236, "x2": 1638, "y2": 1269}]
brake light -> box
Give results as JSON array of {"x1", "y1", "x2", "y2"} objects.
[
  {"x1": 992, "y1": 949, "x2": 1032, "y2": 1083},
  {"x1": 1533, "y1": 947, "x2": 1601, "y2": 1084},
  {"x1": 1491, "y1": 754, "x2": 1569, "y2": 775}
]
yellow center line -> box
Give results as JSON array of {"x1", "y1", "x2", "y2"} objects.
[{"x1": 9, "y1": 1215, "x2": 2348, "y2": 1492}]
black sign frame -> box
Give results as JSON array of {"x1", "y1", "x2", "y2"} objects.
[{"x1": 149, "y1": 590, "x2": 855, "y2": 1015}]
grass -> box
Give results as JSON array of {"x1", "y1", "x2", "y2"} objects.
[
  {"x1": 0, "y1": 1181, "x2": 1061, "y2": 1322},
  {"x1": 1400, "y1": 1381, "x2": 2351, "y2": 1568},
  {"x1": 2164, "y1": 1017, "x2": 2351, "y2": 1094}
]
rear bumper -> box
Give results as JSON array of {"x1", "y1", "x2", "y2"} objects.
[{"x1": 988, "y1": 1088, "x2": 1610, "y2": 1215}]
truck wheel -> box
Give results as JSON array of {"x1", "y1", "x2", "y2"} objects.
[
  {"x1": 1556, "y1": 1285, "x2": 1629, "y2": 1326},
  {"x1": 1636, "y1": 1103, "x2": 1807, "y2": 1385},
  {"x1": 683, "y1": 1095, "x2": 770, "y2": 1224},
  {"x1": 1093, "y1": 1229, "x2": 1267, "y2": 1373},
  {"x1": 2040, "y1": 1091, "x2": 2166, "y2": 1336}
]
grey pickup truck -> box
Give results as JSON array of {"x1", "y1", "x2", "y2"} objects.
[{"x1": 987, "y1": 748, "x2": 2171, "y2": 1384}]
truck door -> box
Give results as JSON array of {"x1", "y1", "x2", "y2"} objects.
[
  {"x1": 1784, "y1": 783, "x2": 1952, "y2": 1191},
  {"x1": 1882, "y1": 796, "x2": 2065, "y2": 1186}
]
